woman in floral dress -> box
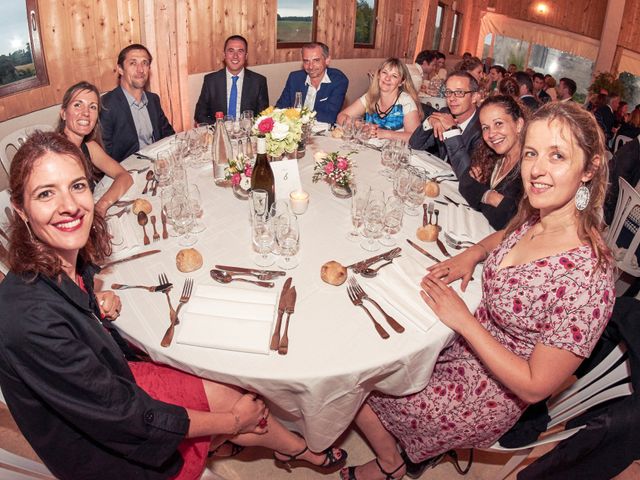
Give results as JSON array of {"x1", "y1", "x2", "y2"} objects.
[{"x1": 340, "y1": 101, "x2": 616, "y2": 480}]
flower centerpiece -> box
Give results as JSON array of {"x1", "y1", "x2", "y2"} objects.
[
  {"x1": 224, "y1": 153, "x2": 252, "y2": 199},
  {"x1": 253, "y1": 107, "x2": 305, "y2": 158},
  {"x1": 312, "y1": 150, "x2": 356, "y2": 198}
]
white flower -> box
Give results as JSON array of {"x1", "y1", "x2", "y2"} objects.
[
  {"x1": 240, "y1": 176, "x2": 251, "y2": 190},
  {"x1": 314, "y1": 151, "x2": 327, "y2": 163},
  {"x1": 271, "y1": 121, "x2": 290, "y2": 141}
]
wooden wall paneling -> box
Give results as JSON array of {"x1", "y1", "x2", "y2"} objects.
[
  {"x1": 619, "y1": 0, "x2": 640, "y2": 50},
  {"x1": 67, "y1": 1, "x2": 100, "y2": 86},
  {"x1": 252, "y1": 0, "x2": 276, "y2": 70},
  {"x1": 408, "y1": 0, "x2": 432, "y2": 62}
]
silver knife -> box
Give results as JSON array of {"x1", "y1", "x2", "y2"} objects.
[
  {"x1": 214, "y1": 265, "x2": 286, "y2": 277},
  {"x1": 270, "y1": 278, "x2": 293, "y2": 351},
  {"x1": 406, "y1": 239, "x2": 442, "y2": 264},
  {"x1": 135, "y1": 152, "x2": 155, "y2": 161},
  {"x1": 99, "y1": 249, "x2": 161, "y2": 269},
  {"x1": 278, "y1": 286, "x2": 297, "y2": 355},
  {"x1": 435, "y1": 238, "x2": 451, "y2": 258}
]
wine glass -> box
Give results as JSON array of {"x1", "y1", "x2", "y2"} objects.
[
  {"x1": 167, "y1": 194, "x2": 197, "y2": 246},
  {"x1": 393, "y1": 166, "x2": 411, "y2": 204},
  {"x1": 252, "y1": 214, "x2": 275, "y2": 267},
  {"x1": 240, "y1": 111, "x2": 254, "y2": 137},
  {"x1": 404, "y1": 167, "x2": 426, "y2": 216},
  {"x1": 347, "y1": 183, "x2": 370, "y2": 241},
  {"x1": 380, "y1": 141, "x2": 396, "y2": 178},
  {"x1": 160, "y1": 186, "x2": 179, "y2": 237},
  {"x1": 340, "y1": 117, "x2": 354, "y2": 149},
  {"x1": 250, "y1": 189, "x2": 269, "y2": 223},
  {"x1": 351, "y1": 116, "x2": 365, "y2": 149},
  {"x1": 360, "y1": 190, "x2": 385, "y2": 251},
  {"x1": 154, "y1": 150, "x2": 173, "y2": 188},
  {"x1": 188, "y1": 184, "x2": 206, "y2": 233},
  {"x1": 276, "y1": 213, "x2": 300, "y2": 270},
  {"x1": 380, "y1": 195, "x2": 404, "y2": 246}
]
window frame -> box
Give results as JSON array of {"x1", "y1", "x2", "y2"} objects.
[
  {"x1": 449, "y1": 11, "x2": 462, "y2": 55},
  {"x1": 432, "y1": 3, "x2": 445, "y2": 51},
  {"x1": 353, "y1": 0, "x2": 378, "y2": 49},
  {"x1": 0, "y1": 0, "x2": 49, "y2": 98},
  {"x1": 276, "y1": 0, "x2": 318, "y2": 49}
]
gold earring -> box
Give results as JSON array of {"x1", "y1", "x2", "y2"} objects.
[{"x1": 22, "y1": 217, "x2": 34, "y2": 241}]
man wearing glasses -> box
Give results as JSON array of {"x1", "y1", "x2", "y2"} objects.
[{"x1": 409, "y1": 71, "x2": 482, "y2": 178}]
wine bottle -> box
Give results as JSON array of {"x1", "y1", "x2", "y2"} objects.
[
  {"x1": 212, "y1": 111, "x2": 232, "y2": 186},
  {"x1": 251, "y1": 136, "x2": 275, "y2": 210}
]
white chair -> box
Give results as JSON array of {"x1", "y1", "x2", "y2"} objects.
[
  {"x1": 606, "y1": 177, "x2": 640, "y2": 278},
  {"x1": 484, "y1": 344, "x2": 633, "y2": 479},
  {"x1": 0, "y1": 448, "x2": 55, "y2": 479},
  {"x1": 613, "y1": 134, "x2": 633, "y2": 153},
  {"x1": 0, "y1": 125, "x2": 53, "y2": 176}
]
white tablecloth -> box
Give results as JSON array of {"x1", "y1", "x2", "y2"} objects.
[{"x1": 96, "y1": 135, "x2": 489, "y2": 450}]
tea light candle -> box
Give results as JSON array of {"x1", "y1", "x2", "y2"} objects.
[{"x1": 289, "y1": 190, "x2": 310, "y2": 214}]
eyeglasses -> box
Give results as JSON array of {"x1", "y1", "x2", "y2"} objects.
[{"x1": 443, "y1": 90, "x2": 477, "y2": 98}]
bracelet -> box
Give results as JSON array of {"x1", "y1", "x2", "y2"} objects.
[{"x1": 230, "y1": 413, "x2": 241, "y2": 436}]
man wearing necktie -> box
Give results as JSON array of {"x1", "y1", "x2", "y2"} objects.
[{"x1": 194, "y1": 35, "x2": 269, "y2": 125}]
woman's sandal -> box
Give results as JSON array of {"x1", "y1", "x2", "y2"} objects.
[
  {"x1": 273, "y1": 444, "x2": 347, "y2": 472},
  {"x1": 340, "y1": 458, "x2": 405, "y2": 480},
  {"x1": 208, "y1": 441, "x2": 244, "y2": 458}
]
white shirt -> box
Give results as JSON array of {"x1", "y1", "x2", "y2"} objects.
[
  {"x1": 225, "y1": 68, "x2": 245, "y2": 118},
  {"x1": 422, "y1": 109, "x2": 476, "y2": 139},
  {"x1": 304, "y1": 71, "x2": 331, "y2": 111}
]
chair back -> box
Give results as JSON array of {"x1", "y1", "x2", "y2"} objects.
[
  {"x1": 606, "y1": 177, "x2": 640, "y2": 277},
  {"x1": 0, "y1": 125, "x2": 53, "y2": 177},
  {"x1": 613, "y1": 134, "x2": 633, "y2": 153}
]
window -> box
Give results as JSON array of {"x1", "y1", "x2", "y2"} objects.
[
  {"x1": 449, "y1": 12, "x2": 462, "y2": 55},
  {"x1": 492, "y1": 35, "x2": 529, "y2": 71},
  {"x1": 277, "y1": 0, "x2": 317, "y2": 48},
  {"x1": 0, "y1": 0, "x2": 48, "y2": 97},
  {"x1": 432, "y1": 4, "x2": 444, "y2": 50},
  {"x1": 354, "y1": 0, "x2": 378, "y2": 48},
  {"x1": 527, "y1": 44, "x2": 594, "y2": 99}
]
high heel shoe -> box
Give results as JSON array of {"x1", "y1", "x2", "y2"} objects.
[
  {"x1": 273, "y1": 444, "x2": 347, "y2": 472},
  {"x1": 340, "y1": 458, "x2": 405, "y2": 480},
  {"x1": 208, "y1": 441, "x2": 244, "y2": 458}
]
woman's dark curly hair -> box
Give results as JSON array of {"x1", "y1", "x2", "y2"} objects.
[
  {"x1": 471, "y1": 95, "x2": 527, "y2": 182},
  {"x1": 8, "y1": 131, "x2": 112, "y2": 279}
]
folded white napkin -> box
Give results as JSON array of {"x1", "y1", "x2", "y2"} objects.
[
  {"x1": 444, "y1": 203, "x2": 494, "y2": 243},
  {"x1": 410, "y1": 151, "x2": 453, "y2": 177},
  {"x1": 364, "y1": 252, "x2": 482, "y2": 333},
  {"x1": 137, "y1": 137, "x2": 174, "y2": 159},
  {"x1": 312, "y1": 122, "x2": 331, "y2": 133},
  {"x1": 367, "y1": 138, "x2": 386, "y2": 149},
  {"x1": 176, "y1": 284, "x2": 278, "y2": 354},
  {"x1": 106, "y1": 215, "x2": 142, "y2": 258}
]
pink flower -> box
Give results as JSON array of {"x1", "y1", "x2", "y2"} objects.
[
  {"x1": 257, "y1": 117, "x2": 274, "y2": 133},
  {"x1": 231, "y1": 173, "x2": 241, "y2": 185},
  {"x1": 337, "y1": 158, "x2": 348, "y2": 170},
  {"x1": 324, "y1": 162, "x2": 335, "y2": 174},
  {"x1": 244, "y1": 166, "x2": 252, "y2": 177}
]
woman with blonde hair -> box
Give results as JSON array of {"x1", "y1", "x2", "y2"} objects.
[{"x1": 338, "y1": 58, "x2": 421, "y2": 142}]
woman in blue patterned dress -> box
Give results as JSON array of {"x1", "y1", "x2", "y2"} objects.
[
  {"x1": 337, "y1": 58, "x2": 421, "y2": 143},
  {"x1": 340, "y1": 101, "x2": 615, "y2": 480}
]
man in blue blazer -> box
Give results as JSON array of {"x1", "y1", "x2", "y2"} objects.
[
  {"x1": 100, "y1": 44, "x2": 175, "y2": 162},
  {"x1": 194, "y1": 35, "x2": 269, "y2": 125},
  {"x1": 276, "y1": 42, "x2": 348, "y2": 124}
]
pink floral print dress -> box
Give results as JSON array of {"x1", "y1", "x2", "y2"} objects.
[{"x1": 368, "y1": 221, "x2": 615, "y2": 462}]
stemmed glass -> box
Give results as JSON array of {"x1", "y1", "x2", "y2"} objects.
[
  {"x1": 351, "y1": 116, "x2": 365, "y2": 149},
  {"x1": 240, "y1": 110, "x2": 254, "y2": 137},
  {"x1": 340, "y1": 117, "x2": 354, "y2": 149},
  {"x1": 188, "y1": 184, "x2": 206, "y2": 233},
  {"x1": 160, "y1": 187, "x2": 179, "y2": 237},
  {"x1": 404, "y1": 167, "x2": 426, "y2": 216},
  {"x1": 347, "y1": 183, "x2": 370, "y2": 241},
  {"x1": 360, "y1": 190, "x2": 385, "y2": 251},
  {"x1": 393, "y1": 166, "x2": 411, "y2": 205},
  {"x1": 249, "y1": 189, "x2": 269, "y2": 223},
  {"x1": 380, "y1": 141, "x2": 396, "y2": 178},
  {"x1": 167, "y1": 194, "x2": 196, "y2": 246},
  {"x1": 252, "y1": 214, "x2": 275, "y2": 267},
  {"x1": 275, "y1": 213, "x2": 300, "y2": 270},
  {"x1": 380, "y1": 195, "x2": 404, "y2": 246},
  {"x1": 155, "y1": 151, "x2": 174, "y2": 188}
]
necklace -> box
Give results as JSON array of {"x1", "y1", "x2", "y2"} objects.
[
  {"x1": 375, "y1": 92, "x2": 401, "y2": 119},
  {"x1": 529, "y1": 224, "x2": 575, "y2": 241}
]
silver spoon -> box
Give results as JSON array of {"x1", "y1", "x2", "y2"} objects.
[
  {"x1": 210, "y1": 270, "x2": 274, "y2": 288},
  {"x1": 210, "y1": 268, "x2": 276, "y2": 281},
  {"x1": 360, "y1": 260, "x2": 393, "y2": 278}
]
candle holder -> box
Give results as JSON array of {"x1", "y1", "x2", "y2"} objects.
[{"x1": 289, "y1": 190, "x2": 310, "y2": 215}]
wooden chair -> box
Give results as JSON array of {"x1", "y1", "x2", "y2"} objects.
[
  {"x1": 606, "y1": 178, "x2": 640, "y2": 280},
  {"x1": 484, "y1": 344, "x2": 633, "y2": 479},
  {"x1": 0, "y1": 125, "x2": 52, "y2": 176}
]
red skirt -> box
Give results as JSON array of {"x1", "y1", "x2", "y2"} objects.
[{"x1": 129, "y1": 361, "x2": 211, "y2": 480}]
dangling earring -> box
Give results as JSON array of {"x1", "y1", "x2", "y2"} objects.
[
  {"x1": 575, "y1": 182, "x2": 590, "y2": 211},
  {"x1": 22, "y1": 217, "x2": 34, "y2": 241}
]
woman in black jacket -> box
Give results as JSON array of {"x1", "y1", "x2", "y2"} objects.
[
  {"x1": 0, "y1": 131, "x2": 346, "y2": 480},
  {"x1": 458, "y1": 95, "x2": 526, "y2": 230}
]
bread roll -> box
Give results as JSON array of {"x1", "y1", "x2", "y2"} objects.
[
  {"x1": 321, "y1": 260, "x2": 347, "y2": 286},
  {"x1": 416, "y1": 224, "x2": 439, "y2": 242},
  {"x1": 176, "y1": 248, "x2": 203, "y2": 273},
  {"x1": 132, "y1": 198, "x2": 152, "y2": 215}
]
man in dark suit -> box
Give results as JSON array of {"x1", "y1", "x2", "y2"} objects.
[
  {"x1": 409, "y1": 71, "x2": 482, "y2": 179},
  {"x1": 276, "y1": 42, "x2": 348, "y2": 124},
  {"x1": 596, "y1": 94, "x2": 621, "y2": 148},
  {"x1": 100, "y1": 44, "x2": 175, "y2": 162},
  {"x1": 194, "y1": 35, "x2": 269, "y2": 125},
  {"x1": 514, "y1": 71, "x2": 540, "y2": 112},
  {"x1": 557, "y1": 77, "x2": 577, "y2": 102},
  {"x1": 532, "y1": 73, "x2": 551, "y2": 104}
]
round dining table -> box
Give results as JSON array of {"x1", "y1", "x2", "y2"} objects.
[{"x1": 95, "y1": 132, "x2": 489, "y2": 451}]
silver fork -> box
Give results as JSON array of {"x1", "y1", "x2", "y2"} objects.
[
  {"x1": 354, "y1": 248, "x2": 402, "y2": 273},
  {"x1": 444, "y1": 231, "x2": 476, "y2": 249},
  {"x1": 158, "y1": 273, "x2": 177, "y2": 327},
  {"x1": 346, "y1": 277, "x2": 389, "y2": 339},
  {"x1": 349, "y1": 277, "x2": 404, "y2": 333},
  {"x1": 161, "y1": 278, "x2": 193, "y2": 347}
]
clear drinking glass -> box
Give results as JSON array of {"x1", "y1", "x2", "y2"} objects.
[
  {"x1": 155, "y1": 150, "x2": 174, "y2": 188},
  {"x1": 167, "y1": 194, "x2": 196, "y2": 246},
  {"x1": 347, "y1": 183, "x2": 370, "y2": 241},
  {"x1": 240, "y1": 110, "x2": 254, "y2": 136},
  {"x1": 393, "y1": 166, "x2": 411, "y2": 204},
  {"x1": 250, "y1": 189, "x2": 269, "y2": 222},
  {"x1": 276, "y1": 213, "x2": 300, "y2": 270},
  {"x1": 380, "y1": 195, "x2": 404, "y2": 246},
  {"x1": 188, "y1": 184, "x2": 206, "y2": 233},
  {"x1": 252, "y1": 214, "x2": 275, "y2": 267},
  {"x1": 380, "y1": 141, "x2": 396, "y2": 178},
  {"x1": 341, "y1": 117, "x2": 354, "y2": 149},
  {"x1": 160, "y1": 186, "x2": 179, "y2": 237},
  {"x1": 360, "y1": 190, "x2": 385, "y2": 251},
  {"x1": 404, "y1": 167, "x2": 426, "y2": 216}
]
